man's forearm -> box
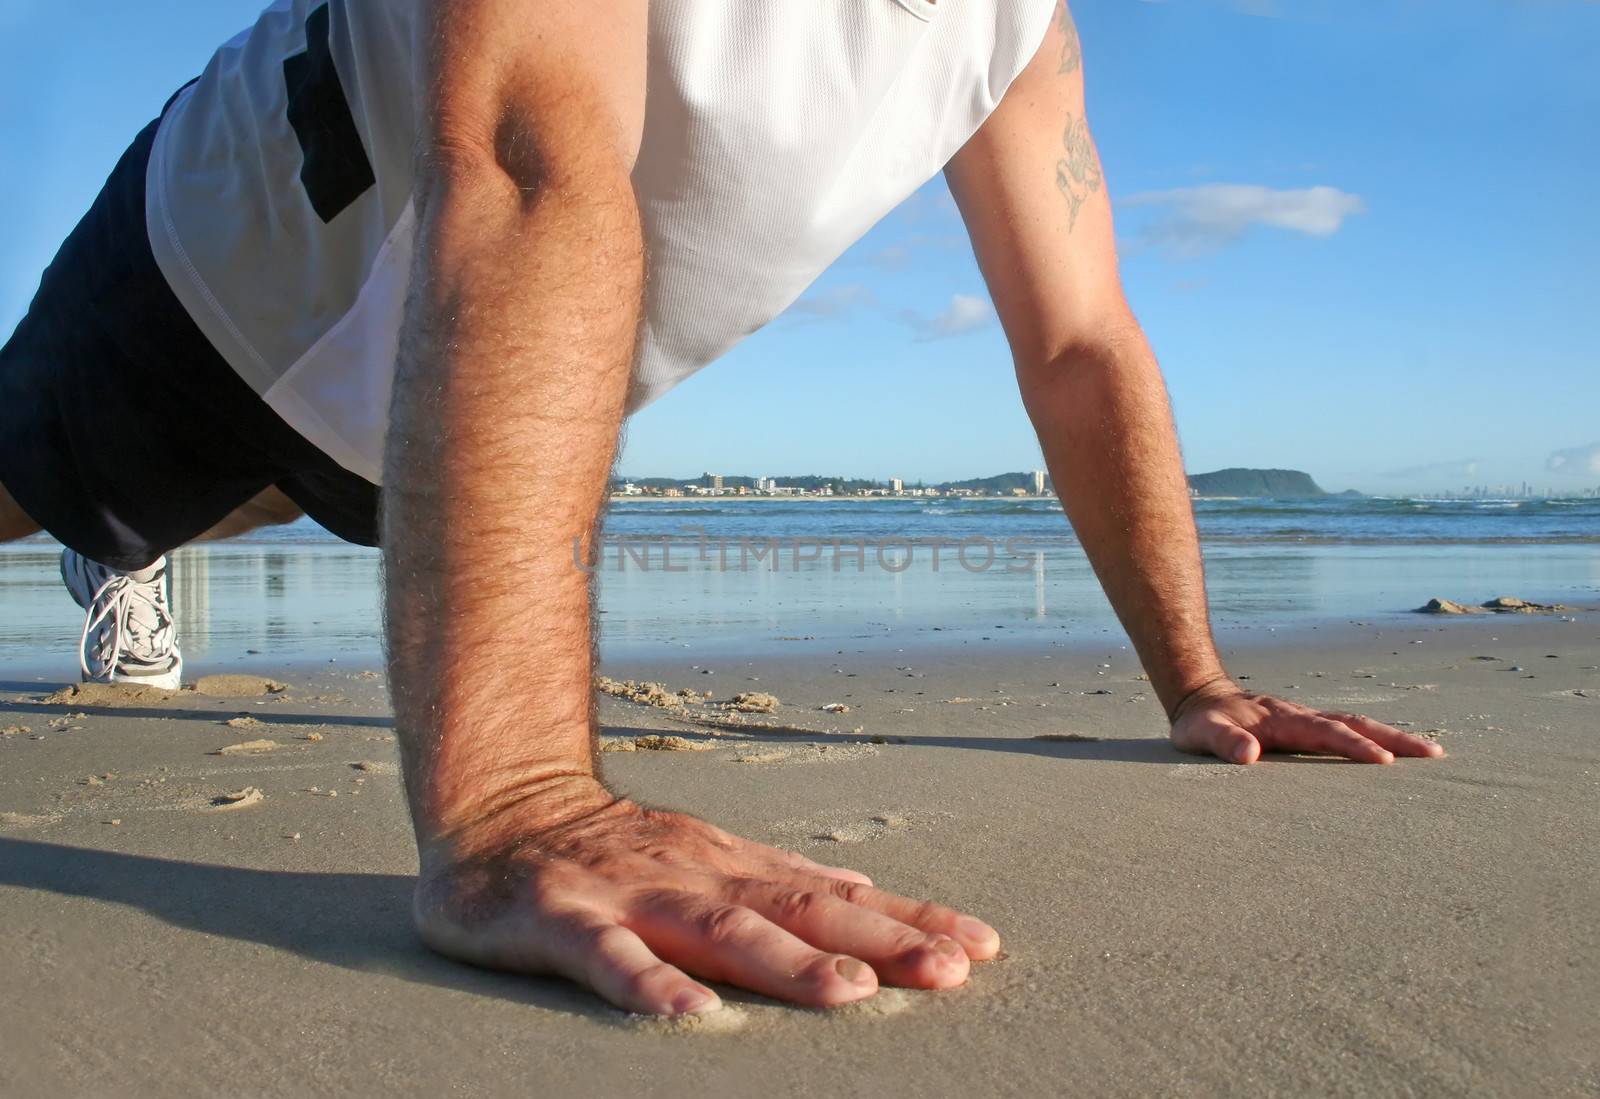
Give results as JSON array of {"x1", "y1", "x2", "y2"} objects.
[
  {"x1": 1019, "y1": 322, "x2": 1228, "y2": 718},
  {"x1": 383, "y1": 144, "x2": 642, "y2": 856}
]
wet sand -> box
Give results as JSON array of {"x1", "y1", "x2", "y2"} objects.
[{"x1": 1, "y1": 618, "x2": 1596, "y2": 1096}]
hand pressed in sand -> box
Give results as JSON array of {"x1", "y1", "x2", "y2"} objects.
[
  {"x1": 413, "y1": 777, "x2": 1002, "y2": 1014},
  {"x1": 1170, "y1": 681, "x2": 1446, "y2": 765}
]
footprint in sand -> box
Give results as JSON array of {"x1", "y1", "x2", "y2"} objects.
[{"x1": 770, "y1": 809, "x2": 942, "y2": 847}]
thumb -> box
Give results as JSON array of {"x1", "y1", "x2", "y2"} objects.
[
  {"x1": 1212, "y1": 721, "x2": 1261, "y2": 765},
  {"x1": 1172, "y1": 712, "x2": 1261, "y2": 765}
]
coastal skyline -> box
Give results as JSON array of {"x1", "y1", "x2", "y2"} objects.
[
  {"x1": 609, "y1": 468, "x2": 1600, "y2": 501},
  {"x1": 4, "y1": 1, "x2": 1595, "y2": 495}
]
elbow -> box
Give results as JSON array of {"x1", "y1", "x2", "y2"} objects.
[
  {"x1": 418, "y1": 102, "x2": 638, "y2": 225},
  {"x1": 1017, "y1": 302, "x2": 1149, "y2": 395}
]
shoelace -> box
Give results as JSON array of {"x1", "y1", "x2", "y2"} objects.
[{"x1": 79, "y1": 572, "x2": 174, "y2": 683}]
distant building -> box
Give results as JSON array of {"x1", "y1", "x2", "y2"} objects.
[
  {"x1": 1030, "y1": 469, "x2": 1046, "y2": 495},
  {"x1": 890, "y1": 478, "x2": 904, "y2": 494}
]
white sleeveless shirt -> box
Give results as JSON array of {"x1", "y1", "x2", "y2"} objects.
[{"x1": 146, "y1": 0, "x2": 1056, "y2": 482}]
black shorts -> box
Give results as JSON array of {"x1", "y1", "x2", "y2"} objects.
[{"x1": 0, "y1": 108, "x2": 379, "y2": 572}]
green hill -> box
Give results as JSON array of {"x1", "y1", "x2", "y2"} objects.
[
  {"x1": 1187, "y1": 468, "x2": 1327, "y2": 497},
  {"x1": 937, "y1": 472, "x2": 1043, "y2": 494}
]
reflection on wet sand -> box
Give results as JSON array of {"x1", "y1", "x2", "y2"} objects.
[{"x1": 0, "y1": 530, "x2": 1594, "y2": 674}]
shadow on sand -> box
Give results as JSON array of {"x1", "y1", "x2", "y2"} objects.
[
  {"x1": 0, "y1": 679, "x2": 1353, "y2": 766},
  {"x1": 0, "y1": 836, "x2": 622, "y2": 1018}
]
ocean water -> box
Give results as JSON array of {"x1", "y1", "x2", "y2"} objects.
[{"x1": 1, "y1": 496, "x2": 1596, "y2": 676}]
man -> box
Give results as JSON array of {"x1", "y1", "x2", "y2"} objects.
[{"x1": 0, "y1": 0, "x2": 1443, "y2": 1015}]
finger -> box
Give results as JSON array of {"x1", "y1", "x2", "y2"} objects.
[
  {"x1": 773, "y1": 848, "x2": 874, "y2": 887},
  {"x1": 629, "y1": 896, "x2": 878, "y2": 1008},
  {"x1": 1173, "y1": 714, "x2": 1261, "y2": 765},
  {"x1": 569, "y1": 920, "x2": 722, "y2": 1016},
  {"x1": 728, "y1": 879, "x2": 969, "y2": 989},
  {"x1": 1328, "y1": 713, "x2": 1445, "y2": 758},
  {"x1": 815, "y1": 878, "x2": 1002, "y2": 961},
  {"x1": 1271, "y1": 711, "x2": 1394, "y2": 764}
]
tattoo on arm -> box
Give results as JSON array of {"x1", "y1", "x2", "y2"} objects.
[
  {"x1": 1055, "y1": 112, "x2": 1102, "y2": 232},
  {"x1": 1052, "y1": 4, "x2": 1100, "y2": 232},
  {"x1": 1057, "y1": 3, "x2": 1082, "y2": 74}
]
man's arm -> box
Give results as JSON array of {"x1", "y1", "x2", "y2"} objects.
[
  {"x1": 384, "y1": 0, "x2": 997, "y2": 1015},
  {"x1": 946, "y1": 2, "x2": 1443, "y2": 765},
  {"x1": 386, "y1": 0, "x2": 648, "y2": 861}
]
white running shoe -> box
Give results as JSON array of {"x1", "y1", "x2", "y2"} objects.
[{"x1": 60, "y1": 549, "x2": 184, "y2": 690}]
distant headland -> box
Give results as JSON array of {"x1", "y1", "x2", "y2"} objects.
[
  {"x1": 1185, "y1": 468, "x2": 1335, "y2": 498},
  {"x1": 611, "y1": 468, "x2": 1345, "y2": 499}
]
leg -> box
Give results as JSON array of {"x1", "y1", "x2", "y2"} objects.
[
  {"x1": 56, "y1": 488, "x2": 302, "y2": 689},
  {"x1": 2, "y1": 103, "x2": 378, "y2": 688},
  {"x1": 0, "y1": 479, "x2": 43, "y2": 542},
  {"x1": 192, "y1": 485, "x2": 305, "y2": 542}
]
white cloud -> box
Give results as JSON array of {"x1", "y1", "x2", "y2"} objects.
[
  {"x1": 901, "y1": 293, "x2": 995, "y2": 341},
  {"x1": 1123, "y1": 183, "x2": 1365, "y2": 256},
  {"x1": 1546, "y1": 442, "x2": 1600, "y2": 477},
  {"x1": 786, "y1": 285, "x2": 994, "y2": 342}
]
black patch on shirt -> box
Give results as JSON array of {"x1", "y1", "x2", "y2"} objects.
[{"x1": 283, "y1": 1, "x2": 375, "y2": 223}]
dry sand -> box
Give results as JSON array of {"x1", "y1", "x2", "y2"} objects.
[{"x1": 1, "y1": 617, "x2": 1596, "y2": 1096}]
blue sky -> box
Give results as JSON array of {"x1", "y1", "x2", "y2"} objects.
[{"x1": 2, "y1": 0, "x2": 1596, "y2": 494}]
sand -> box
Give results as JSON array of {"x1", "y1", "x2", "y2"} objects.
[{"x1": 1, "y1": 616, "x2": 1596, "y2": 1096}]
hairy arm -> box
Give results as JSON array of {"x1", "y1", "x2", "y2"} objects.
[
  {"x1": 946, "y1": 3, "x2": 1443, "y2": 765},
  {"x1": 384, "y1": 0, "x2": 648, "y2": 852},
  {"x1": 380, "y1": 0, "x2": 999, "y2": 1015}
]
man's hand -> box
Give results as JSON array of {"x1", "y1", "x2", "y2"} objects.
[
  {"x1": 414, "y1": 778, "x2": 1001, "y2": 1014},
  {"x1": 1169, "y1": 681, "x2": 1446, "y2": 765}
]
